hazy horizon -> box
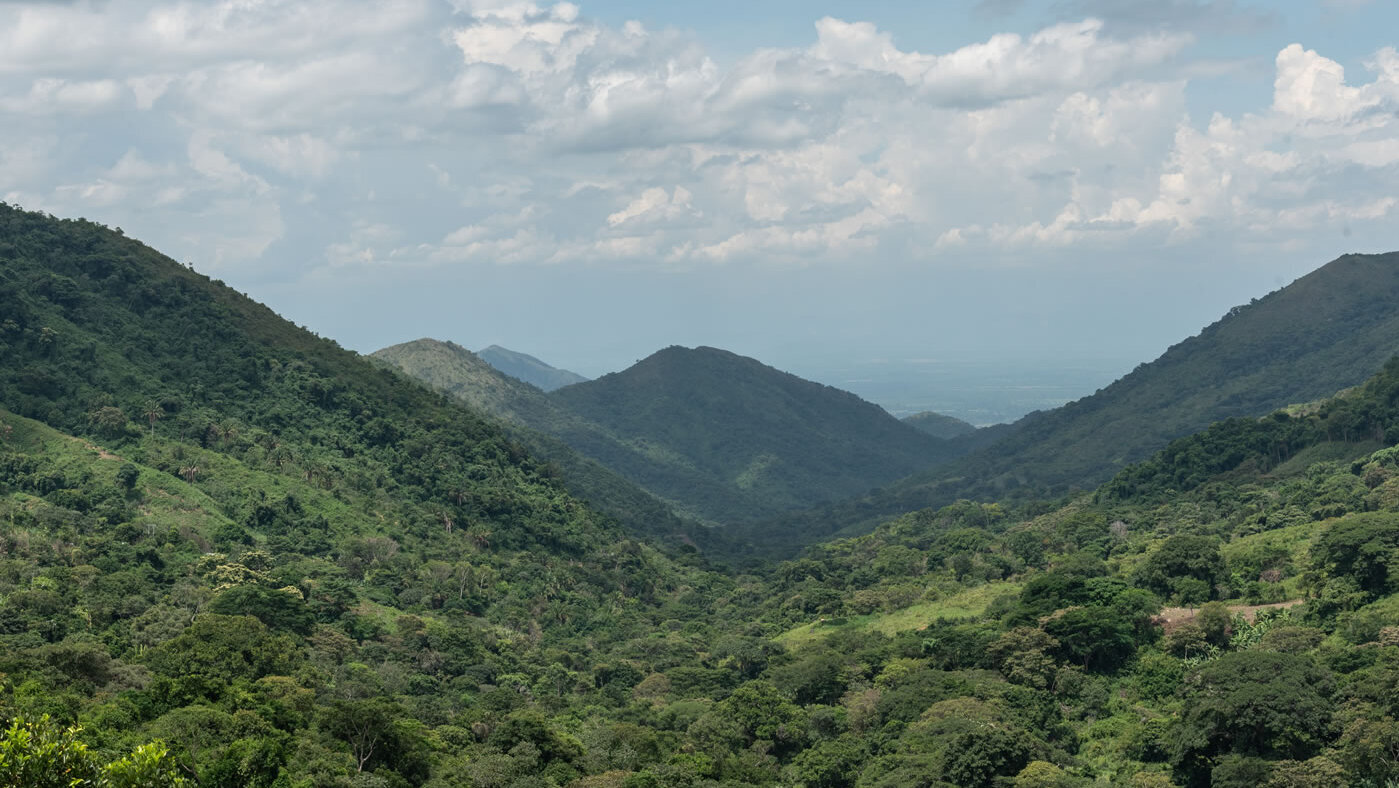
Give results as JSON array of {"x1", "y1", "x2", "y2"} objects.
[{"x1": 4, "y1": 0, "x2": 1397, "y2": 397}]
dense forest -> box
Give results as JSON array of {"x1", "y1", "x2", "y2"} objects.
[{"x1": 6, "y1": 203, "x2": 1399, "y2": 787}]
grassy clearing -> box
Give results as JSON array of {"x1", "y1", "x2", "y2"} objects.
[
  {"x1": 1, "y1": 408, "x2": 236, "y2": 536},
  {"x1": 1269, "y1": 440, "x2": 1383, "y2": 477},
  {"x1": 777, "y1": 580, "x2": 1021, "y2": 648}
]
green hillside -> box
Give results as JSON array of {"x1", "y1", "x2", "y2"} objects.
[
  {"x1": 373, "y1": 338, "x2": 759, "y2": 528},
  {"x1": 548, "y1": 346, "x2": 961, "y2": 519},
  {"x1": 380, "y1": 341, "x2": 964, "y2": 527},
  {"x1": 477, "y1": 345, "x2": 588, "y2": 391},
  {"x1": 902, "y1": 411, "x2": 978, "y2": 440},
  {"x1": 0, "y1": 204, "x2": 740, "y2": 786},
  {"x1": 725, "y1": 358, "x2": 1399, "y2": 786},
  {"x1": 952, "y1": 251, "x2": 1399, "y2": 495},
  {"x1": 371, "y1": 339, "x2": 715, "y2": 545},
  {"x1": 751, "y1": 252, "x2": 1399, "y2": 550}
]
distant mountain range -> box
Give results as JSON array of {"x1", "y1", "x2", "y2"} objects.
[
  {"x1": 377, "y1": 342, "x2": 967, "y2": 525},
  {"x1": 477, "y1": 344, "x2": 588, "y2": 391},
  {"x1": 381, "y1": 251, "x2": 1399, "y2": 552},
  {"x1": 370, "y1": 338, "x2": 712, "y2": 545}
]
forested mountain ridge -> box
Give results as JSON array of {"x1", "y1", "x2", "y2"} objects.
[
  {"x1": 951, "y1": 250, "x2": 1399, "y2": 494},
  {"x1": 380, "y1": 341, "x2": 969, "y2": 527},
  {"x1": 733, "y1": 356, "x2": 1399, "y2": 786},
  {"x1": 373, "y1": 338, "x2": 761, "y2": 528},
  {"x1": 477, "y1": 345, "x2": 588, "y2": 392},
  {"x1": 748, "y1": 251, "x2": 1399, "y2": 550},
  {"x1": 548, "y1": 345, "x2": 964, "y2": 519},
  {"x1": 902, "y1": 411, "x2": 977, "y2": 440},
  {"x1": 372, "y1": 338, "x2": 570, "y2": 431},
  {"x1": 0, "y1": 203, "x2": 739, "y2": 785},
  {"x1": 371, "y1": 338, "x2": 714, "y2": 546}
]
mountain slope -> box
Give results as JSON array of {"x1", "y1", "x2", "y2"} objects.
[
  {"x1": 951, "y1": 251, "x2": 1399, "y2": 492},
  {"x1": 902, "y1": 411, "x2": 978, "y2": 439},
  {"x1": 745, "y1": 251, "x2": 1399, "y2": 551},
  {"x1": 374, "y1": 339, "x2": 814, "y2": 525},
  {"x1": 371, "y1": 338, "x2": 716, "y2": 544},
  {"x1": 0, "y1": 202, "x2": 695, "y2": 582},
  {"x1": 374, "y1": 338, "x2": 561, "y2": 424},
  {"x1": 0, "y1": 203, "x2": 753, "y2": 786},
  {"x1": 478, "y1": 344, "x2": 588, "y2": 391},
  {"x1": 547, "y1": 345, "x2": 959, "y2": 518}
]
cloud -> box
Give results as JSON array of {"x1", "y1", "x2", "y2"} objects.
[
  {"x1": 810, "y1": 17, "x2": 1190, "y2": 104},
  {"x1": 974, "y1": 0, "x2": 1027, "y2": 17},
  {"x1": 1055, "y1": 0, "x2": 1280, "y2": 34},
  {"x1": 938, "y1": 41, "x2": 1399, "y2": 247},
  {"x1": 0, "y1": 0, "x2": 1395, "y2": 282},
  {"x1": 607, "y1": 186, "x2": 697, "y2": 228}
]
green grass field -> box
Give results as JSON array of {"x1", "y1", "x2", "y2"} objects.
[{"x1": 777, "y1": 581, "x2": 1021, "y2": 648}]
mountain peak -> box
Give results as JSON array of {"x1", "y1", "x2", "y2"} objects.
[
  {"x1": 547, "y1": 344, "x2": 959, "y2": 519},
  {"x1": 477, "y1": 344, "x2": 589, "y2": 391}
]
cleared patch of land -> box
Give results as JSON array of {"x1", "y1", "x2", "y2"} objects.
[{"x1": 777, "y1": 581, "x2": 1020, "y2": 648}]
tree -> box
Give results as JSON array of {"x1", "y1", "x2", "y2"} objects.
[
  {"x1": 0, "y1": 715, "x2": 186, "y2": 788},
  {"x1": 1310, "y1": 512, "x2": 1399, "y2": 597},
  {"x1": 785, "y1": 735, "x2": 866, "y2": 788},
  {"x1": 1134, "y1": 535, "x2": 1225, "y2": 601},
  {"x1": 89, "y1": 405, "x2": 128, "y2": 438},
  {"x1": 1044, "y1": 607, "x2": 1137, "y2": 672},
  {"x1": 145, "y1": 614, "x2": 301, "y2": 703},
  {"x1": 987, "y1": 628, "x2": 1060, "y2": 689},
  {"x1": 321, "y1": 698, "x2": 398, "y2": 774},
  {"x1": 940, "y1": 726, "x2": 1039, "y2": 788},
  {"x1": 143, "y1": 401, "x2": 163, "y2": 434},
  {"x1": 1170, "y1": 651, "x2": 1335, "y2": 785},
  {"x1": 116, "y1": 462, "x2": 141, "y2": 491},
  {"x1": 208, "y1": 585, "x2": 315, "y2": 636}
]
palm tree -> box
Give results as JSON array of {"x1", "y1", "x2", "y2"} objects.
[
  {"x1": 217, "y1": 421, "x2": 238, "y2": 447},
  {"x1": 143, "y1": 401, "x2": 163, "y2": 434}
]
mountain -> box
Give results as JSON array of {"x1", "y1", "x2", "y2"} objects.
[
  {"x1": 374, "y1": 338, "x2": 561, "y2": 425},
  {"x1": 902, "y1": 411, "x2": 978, "y2": 439},
  {"x1": 379, "y1": 340, "x2": 965, "y2": 526},
  {"x1": 0, "y1": 202, "x2": 740, "y2": 786},
  {"x1": 373, "y1": 338, "x2": 755, "y2": 526},
  {"x1": 746, "y1": 251, "x2": 1399, "y2": 549},
  {"x1": 371, "y1": 338, "x2": 715, "y2": 545},
  {"x1": 477, "y1": 343, "x2": 588, "y2": 391},
  {"x1": 943, "y1": 251, "x2": 1399, "y2": 493},
  {"x1": 546, "y1": 345, "x2": 961, "y2": 519},
  {"x1": 0, "y1": 203, "x2": 696, "y2": 570}
]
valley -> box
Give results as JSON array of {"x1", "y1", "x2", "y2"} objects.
[{"x1": 5, "y1": 204, "x2": 1399, "y2": 788}]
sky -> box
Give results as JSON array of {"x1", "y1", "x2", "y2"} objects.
[{"x1": 3, "y1": 0, "x2": 1399, "y2": 388}]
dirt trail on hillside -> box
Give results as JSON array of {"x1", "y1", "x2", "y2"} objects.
[{"x1": 1156, "y1": 599, "x2": 1303, "y2": 633}]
